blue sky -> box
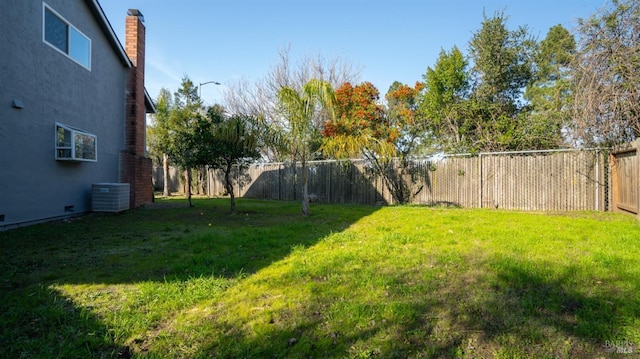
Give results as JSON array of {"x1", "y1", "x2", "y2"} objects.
[{"x1": 100, "y1": 0, "x2": 606, "y2": 106}]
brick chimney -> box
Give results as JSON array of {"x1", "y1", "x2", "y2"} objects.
[
  {"x1": 121, "y1": 9, "x2": 153, "y2": 208},
  {"x1": 125, "y1": 9, "x2": 145, "y2": 156}
]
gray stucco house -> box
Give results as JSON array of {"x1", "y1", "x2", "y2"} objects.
[{"x1": 1, "y1": 0, "x2": 155, "y2": 228}]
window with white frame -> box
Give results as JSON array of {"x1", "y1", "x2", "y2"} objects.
[
  {"x1": 55, "y1": 123, "x2": 97, "y2": 162},
  {"x1": 43, "y1": 3, "x2": 91, "y2": 70}
]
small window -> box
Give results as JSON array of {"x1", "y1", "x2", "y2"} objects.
[
  {"x1": 43, "y1": 4, "x2": 91, "y2": 70},
  {"x1": 55, "y1": 123, "x2": 97, "y2": 162}
]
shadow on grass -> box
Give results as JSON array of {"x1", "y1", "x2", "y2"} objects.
[
  {"x1": 0, "y1": 198, "x2": 380, "y2": 358},
  {"x1": 475, "y1": 256, "x2": 638, "y2": 356},
  {"x1": 0, "y1": 284, "x2": 131, "y2": 358},
  {"x1": 191, "y1": 253, "x2": 638, "y2": 358},
  {"x1": 3, "y1": 201, "x2": 638, "y2": 358}
]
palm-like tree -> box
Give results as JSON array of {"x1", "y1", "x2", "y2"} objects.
[{"x1": 277, "y1": 79, "x2": 335, "y2": 215}]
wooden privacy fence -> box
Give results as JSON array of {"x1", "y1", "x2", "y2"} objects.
[
  {"x1": 610, "y1": 139, "x2": 640, "y2": 218},
  {"x1": 204, "y1": 149, "x2": 609, "y2": 212}
]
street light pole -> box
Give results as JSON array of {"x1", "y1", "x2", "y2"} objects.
[
  {"x1": 198, "y1": 80, "x2": 220, "y2": 198},
  {"x1": 198, "y1": 81, "x2": 221, "y2": 98}
]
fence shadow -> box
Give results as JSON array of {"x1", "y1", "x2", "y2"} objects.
[
  {"x1": 220, "y1": 161, "x2": 391, "y2": 205},
  {"x1": 221, "y1": 160, "x2": 441, "y2": 206}
]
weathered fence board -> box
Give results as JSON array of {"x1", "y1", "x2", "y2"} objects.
[
  {"x1": 477, "y1": 151, "x2": 602, "y2": 211},
  {"x1": 153, "y1": 149, "x2": 614, "y2": 212},
  {"x1": 189, "y1": 149, "x2": 607, "y2": 212},
  {"x1": 610, "y1": 140, "x2": 640, "y2": 217}
]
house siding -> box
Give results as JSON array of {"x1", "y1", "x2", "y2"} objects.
[{"x1": 0, "y1": 0, "x2": 128, "y2": 227}]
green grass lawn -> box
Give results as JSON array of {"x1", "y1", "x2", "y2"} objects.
[{"x1": 1, "y1": 198, "x2": 639, "y2": 358}]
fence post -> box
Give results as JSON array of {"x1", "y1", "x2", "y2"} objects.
[
  {"x1": 206, "y1": 166, "x2": 209, "y2": 198},
  {"x1": 478, "y1": 153, "x2": 483, "y2": 208},
  {"x1": 610, "y1": 151, "x2": 619, "y2": 212},
  {"x1": 595, "y1": 149, "x2": 599, "y2": 211},
  {"x1": 636, "y1": 139, "x2": 640, "y2": 220}
]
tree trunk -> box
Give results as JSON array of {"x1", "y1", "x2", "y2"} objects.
[
  {"x1": 162, "y1": 153, "x2": 170, "y2": 197},
  {"x1": 372, "y1": 157, "x2": 407, "y2": 205},
  {"x1": 301, "y1": 160, "x2": 310, "y2": 216},
  {"x1": 224, "y1": 162, "x2": 236, "y2": 214},
  {"x1": 185, "y1": 168, "x2": 193, "y2": 207}
]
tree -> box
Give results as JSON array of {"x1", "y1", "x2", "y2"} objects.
[
  {"x1": 419, "y1": 17, "x2": 570, "y2": 152},
  {"x1": 224, "y1": 46, "x2": 360, "y2": 161},
  {"x1": 322, "y1": 82, "x2": 391, "y2": 141},
  {"x1": 384, "y1": 81, "x2": 430, "y2": 203},
  {"x1": 470, "y1": 12, "x2": 535, "y2": 109},
  {"x1": 524, "y1": 24, "x2": 576, "y2": 149},
  {"x1": 571, "y1": 0, "x2": 640, "y2": 147},
  {"x1": 165, "y1": 76, "x2": 203, "y2": 207},
  {"x1": 322, "y1": 82, "x2": 396, "y2": 190},
  {"x1": 321, "y1": 82, "x2": 394, "y2": 164},
  {"x1": 322, "y1": 81, "x2": 428, "y2": 204},
  {"x1": 467, "y1": 11, "x2": 537, "y2": 151},
  {"x1": 147, "y1": 88, "x2": 173, "y2": 196},
  {"x1": 278, "y1": 79, "x2": 335, "y2": 215},
  {"x1": 419, "y1": 46, "x2": 472, "y2": 152},
  {"x1": 208, "y1": 114, "x2": 260, "y2": 213}
]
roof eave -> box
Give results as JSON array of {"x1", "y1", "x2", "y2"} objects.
[
  {"x1": 145, "y1": 89, "x2": 156, "y2": 114},
  {"x1": 85, "y1": 0, "x2": 156, "y2": 114},
  {"x1": 85, "y1": 0, "x2": 132, "y2": 68}
]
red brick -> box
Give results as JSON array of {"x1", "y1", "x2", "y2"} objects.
[{"x1": 120, "y1": 11, "x2": 153, "y2": 208}]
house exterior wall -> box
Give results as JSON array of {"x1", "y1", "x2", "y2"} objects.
[{"x1": 0, "y1": 0, "x2": 128, "y2": 227}]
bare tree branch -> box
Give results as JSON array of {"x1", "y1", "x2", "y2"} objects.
[
  {"x1": 571, "y1": 0, "x2": 640, "y2": 147},
  {"x1": 223, "y1": 46, "x2": 361, "y2": 161}
]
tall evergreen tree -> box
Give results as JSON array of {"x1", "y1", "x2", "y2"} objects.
[
  {"x1": 523, "y1": 24, "x2": 576, "y2": 149},
  {"x1": 166, "y1": 76, "x2": 203, "y2": 207},
  {"x1": 467, "y1": 11, "x2": 537, "y2": 151},
  {"x1": 147, "y1": 88, "x2": 173, "y2": 196},
  {"x1": 419, "y1": 46, "x2": 471, "y2": 152}
]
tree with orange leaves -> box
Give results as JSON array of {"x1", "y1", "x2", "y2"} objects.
[
  {"x1": 322, "y1": 82, "x2": 391, "y2": 140},
  {"x1": 386, "y1": 81, "x2": 430, "y2": 157},
  {"x1": 322, "y1": 81, "x2": 430, "y2": 204}
]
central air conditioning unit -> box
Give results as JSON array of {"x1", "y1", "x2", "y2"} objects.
[{"x1": 92, "y1": 183, "x2": 130, "y2": 212}]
